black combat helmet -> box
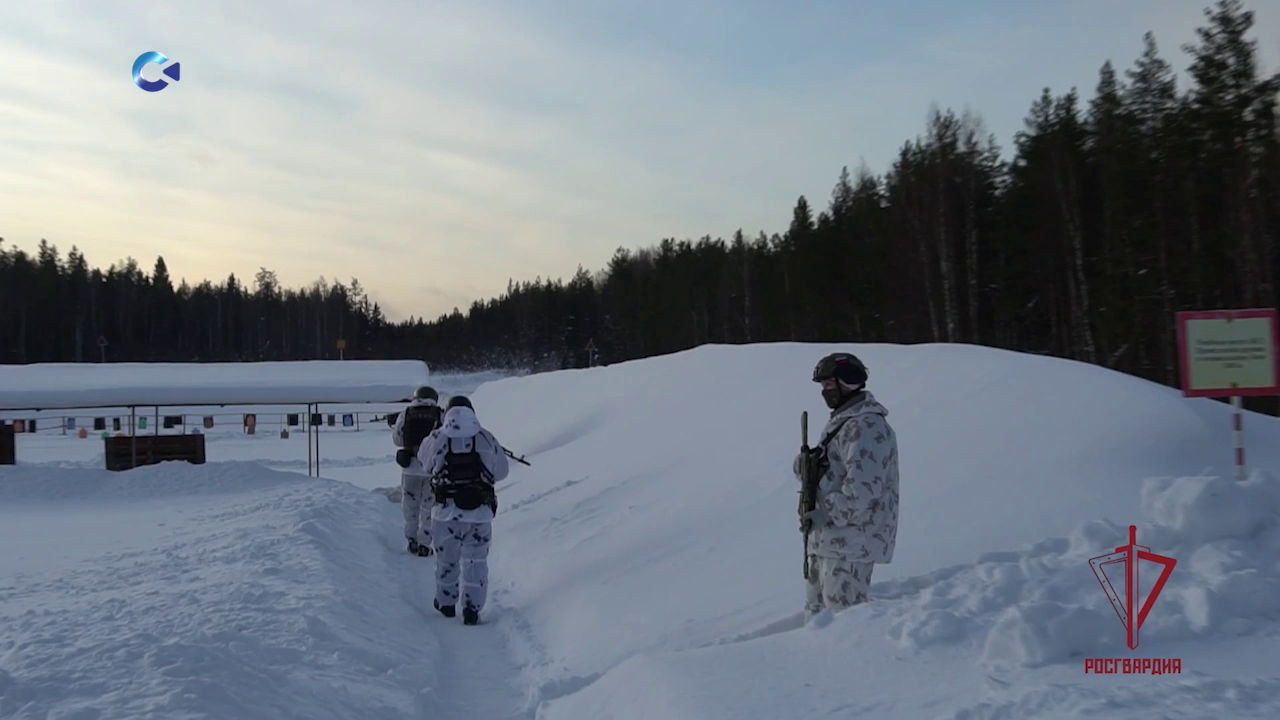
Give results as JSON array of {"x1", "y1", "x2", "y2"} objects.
[
  {"x1": 813, "y1": 352, "x2": 868, "y2": 386},
  {"x1": 813, "y1": 352, "x2": 868, "y2": 408},
  {"x1": 414, "y1": 386, "x2": 438, "y2": 402},
  {"x1": 447, "y1": 395, "x2": 472, "y2": 409}
]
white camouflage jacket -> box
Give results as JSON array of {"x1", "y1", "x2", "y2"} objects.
[
  {"x1": 418, "y1": 406, "x2": 509, "y2": 523},
  {"x1": 792, "y1": 390, "x2": 899, "y2": 563}
]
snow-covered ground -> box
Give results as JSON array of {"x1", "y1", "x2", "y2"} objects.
[{"x1": 3, "y1": 345, "x2": 1279, "y2": 719}]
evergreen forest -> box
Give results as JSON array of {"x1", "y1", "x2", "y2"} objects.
[{"x1": 2, "y1": 1, "x2": 1277, "y2": 410}]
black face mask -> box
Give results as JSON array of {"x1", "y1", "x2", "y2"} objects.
[{"x1": 822, "y1": 387, "x2": 844, "y2": 408}]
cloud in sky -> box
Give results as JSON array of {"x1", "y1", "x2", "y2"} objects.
[{"x1": 0, "y1": 0, "x2": 1276, "y2": 321}]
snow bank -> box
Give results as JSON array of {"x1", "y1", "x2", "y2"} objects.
[
  {"x1": 0, "y1": 461, "x2": 309, "y2": 503},
  {"x1": 463, "y1": 342, "x2": 1280, "y2": 718},
  {"x1": 948, "y1": 468, "x2": 1280, "y2": 667},
  {"x1": 0, "y1": 359, "x2": 431, "y2": 410},
  {"x1": 533, "y1": 469, "x2": 1280, "y2": 720},
  {"x1": 0, "y1": 462, "x2": 447, "y2": 720}
]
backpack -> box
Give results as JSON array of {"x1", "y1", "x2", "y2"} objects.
[
  {"x1": 401, "y1": 403, "x2": 442, "y2": 452},
  {"x1": 434, "y1": 435, "x2": 496, "y2": 512}
]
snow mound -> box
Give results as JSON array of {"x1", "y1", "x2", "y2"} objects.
[
  {"x1": 478, "y1": 342, "x2": 1278, "y2": 585},
  {"x1": 881, "y1": 469, "x2": 1280, "y2": 669},
  {"x1": 0, "y1": 461, "x2": 307, "y2": 503},
  {"x1": 464, "y1": 342, "x2": 1280, "y2": 719},
  {"x1": 372, "y1": 485, "x2": 403, "y2": 502}
]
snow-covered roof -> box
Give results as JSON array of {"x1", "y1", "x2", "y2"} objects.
[{"x1": 0, "y1": 360, "x2": 431, "y2": 410}]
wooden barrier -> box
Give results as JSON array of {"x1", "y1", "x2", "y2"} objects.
[
  {"x1": 0, "y1": 422, "x2": 14, "y2": 465},
  {"x1": 104, "y1": 434, "x2": 206, "y2": 471}
]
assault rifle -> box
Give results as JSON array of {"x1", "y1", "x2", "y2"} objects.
[
  {"x1": 796, "y1": 411, "x2": 851, "y2": 580},
  {"x1": 798, "y1": 411, "x2": 815, "y2": 580},
  {"x1": 503, "y1": 446, "x2": 531, "y2": 466}
]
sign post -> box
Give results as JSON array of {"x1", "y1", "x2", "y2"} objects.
[
  {"x1": 1175, "y1": 308, "x2": 1280, "y2": 480},
  {"x1": 97, "y1": 335, "x2": 108, "y2": 363},
  {"x1": 337, "y1": 338, "x2": 346, "y2": 360},
  {"x1": 585, "y1": 338, "x2": 598, "y2": 367}
]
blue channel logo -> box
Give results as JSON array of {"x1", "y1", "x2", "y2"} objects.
[{"x1": 132, "y1": 51, "x2": 181, "y2": 92}]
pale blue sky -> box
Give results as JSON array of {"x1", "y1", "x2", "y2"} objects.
[{"x1": 1, "y1": 0, "x2": 1276, "y2": 321}]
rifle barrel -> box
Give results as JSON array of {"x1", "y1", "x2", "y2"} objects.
[{"x1": 502, "y1": 446, "x2": 531, "y2": 466}]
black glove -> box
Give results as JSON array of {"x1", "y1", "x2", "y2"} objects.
[
  {"x1": 806, "y1": 446, "x2": 829, "y2": 474},
  {"x1": 395, "y1": 448, "x2": 410, "y2": 468}
]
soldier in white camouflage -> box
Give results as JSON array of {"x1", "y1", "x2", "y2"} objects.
[
  {"x1": 421, "y1": 395, "x2": 509, "y2": 626},
  {"x1": 393, "y1": 386, "x2": 444, "y2": 556},
  {"x1": 792, "y1": 352, "x2": 900, "y2": 617}
]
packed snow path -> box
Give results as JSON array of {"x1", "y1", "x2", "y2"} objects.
[
  {"x1": 380, "y1": 525, "x2": 537, "y2": 720},
  {"x1": 0, "y1": 462, "x2": 542, "y2": 720}
]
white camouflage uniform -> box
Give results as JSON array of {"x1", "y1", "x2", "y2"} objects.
[
  {"x1": 391, "y1": 399, "x2": 439, "y2": 547},
  {"x1": 418, "y1": 406, "x2": 509, "y2": 614},
  {"x1": 792, "y1": 390, "x2": 899, "y2": 616}
]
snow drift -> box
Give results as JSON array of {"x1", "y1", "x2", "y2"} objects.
[{"x1": 467, "y1": 342, "x2": 1280, "y2": 718}]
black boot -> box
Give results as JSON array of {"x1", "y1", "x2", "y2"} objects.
[
  {"x1": 462, "y1": 606, "x2": 479, "y2": 625},
  {"x1": 407, "y1": 538, "x2": 418, "y2": 554},
  {"x1": 434, "y1": 599, "x2": 455, "y2": 617},
  {"x1": 417, "y1": 542, "x2": 433, "y2": 557}
]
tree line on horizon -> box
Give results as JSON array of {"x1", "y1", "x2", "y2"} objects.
[{"x1": 0, "y1": 0, "x2": 1277, "y2": 411}]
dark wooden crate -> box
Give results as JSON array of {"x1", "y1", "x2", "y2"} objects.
[{"x1": 104, "y1": 434, "x2": 206, "y2": 471}]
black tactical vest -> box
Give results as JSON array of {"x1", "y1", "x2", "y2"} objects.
[
  {"x1": 438, "y1": 435, "x2": 495, "y2": 511},
  {"x1": 401, "y1": 404, "x2": 442, "y2": 451},
  {"x1": 443, "y1": 436, "x2": 486, "y2": 485}
]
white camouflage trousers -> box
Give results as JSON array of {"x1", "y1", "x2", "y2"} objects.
[
  {"x1": 400, "y1": 471, "x2": 432, "y2": 545},
  {"x1": 806, "y1": 554, "x2": 873, "y2": 616},
  {"x1": 431, "y1": 518, "x2": 492, "y2": 611}
]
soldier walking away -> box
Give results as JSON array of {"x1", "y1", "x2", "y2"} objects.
[
  {"x1": 792, "y1": 352, "x2": 900, "y2": 619},
  {"x1": 392, "y1": 386, "x2": 444, "y2": 556},
  {"x1": 421, "y1": 395, "x2": 509, "y2": 625}
]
